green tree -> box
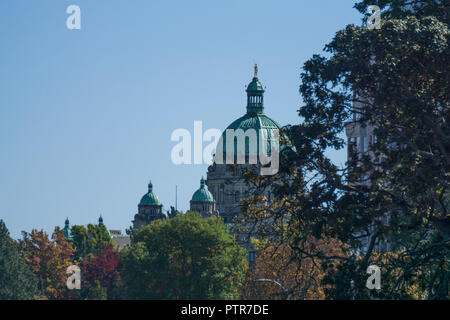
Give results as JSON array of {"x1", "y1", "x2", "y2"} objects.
[
  {"x1": 71, "y1": 223, "x2": 114, "y2": 260},
  {"x1": 0, "y1": 220, "x2": 41, "y2": 300},
  {"x1": 71, "y1": 225, "x2": 89, "y2": 260},
  {"x1": 242, "y1": 0, "x2": 449, "y2": 299},
  {"x1": 120, "y1": 211, "x2": 247, "y2": 299}
]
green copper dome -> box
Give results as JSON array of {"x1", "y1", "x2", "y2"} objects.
[
  {"x1": 216, "y1": 69, "x2": 282, "y2": 159},
  {"x1": 221, "y1": 113, "x2": 281, "y2": 157},
  {"x1": 139, "y1": 181, "x2": 162, "y2": 206},
  {"x1": 191, "y1": 178, "x2": 215, "y2": 203},
  {"x1": 246, "y1": 77, "x2": 265, "y2": 92}
]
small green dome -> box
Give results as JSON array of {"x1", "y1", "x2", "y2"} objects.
[
  {"x1": 191, "y1": 178, "x2": 215, "y2": 203},
  {"x1": 139, "y1": 181, "x2": 162, "y2": 206},
  {"x1": 246, "y1": 77, "x2": 265, "y2": 92}
]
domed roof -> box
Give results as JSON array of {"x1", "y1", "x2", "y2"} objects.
[
  {"x1": 219, "y1": 113, "x2": 281, "y2": 158},
  {"x1": 215, "y1": 69, "x2": 282, "y2": 159},
  {"x1": 139, "y1": 181, "x2": 162, "y2": 206},
  {"x1": 227, "y1": 113, "x2": 281, "y2": 131},
  {"x1": 246, "y1": 77, "x2": 265, "y2": 92},
  {"x1": 191, "y1": 178, "x2": 215, "y2": 203}
]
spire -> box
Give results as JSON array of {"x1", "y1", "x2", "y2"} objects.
[
  {"x1": 200, "y1": 177, "x2": 205, "y2": 188},
  {"x1": 246, "y1": 65, "x2": 265, "y2": 114},
  {"x1": 98, "y1": 215, "x2": 104, "y2": 226},
  {"x1": 148, "y1": 180, "x2": 153, "y2": 193}
]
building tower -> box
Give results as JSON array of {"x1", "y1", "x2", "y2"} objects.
[
  {"x1": 206, "y1": 66, "x2": 281, "y2": 223},
  {"x1": 132, "y1": 180, "x2": 165, "y2": 229},
  {"x1": 63, "y1": 217, "x2": 73, "y2": 241},
  {"x1": 190, "y1": 177, "x2": 218, "y2": 218},
  {"x1": 98, "y1": 215, "x2": 104, "y2": 227},
  {"x1": 205, "y1": 66, "x2": 281, "y2": 263}
]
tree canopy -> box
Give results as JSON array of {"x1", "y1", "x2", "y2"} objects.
[
  {"x1": 0, "y1": 220, "x2": 41, "y2": 300},
  {"x1": 242, "y1": 0, "x2": 449, "y2": 299},
  {"x1": 120, "y1": 211, "x2": 247, "y2": 299},
  {"x1": 19, "y1": 227, "x2": 75, "y2": 299},
  {"x1": 71, "y1": 223, "x2": 114, "y2": 261}
]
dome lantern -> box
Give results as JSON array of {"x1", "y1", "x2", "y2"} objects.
[{"x1": 246, "y1": 64, "x2": 265, "y2": 114}]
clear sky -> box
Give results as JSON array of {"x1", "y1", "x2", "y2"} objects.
[{"x1": 0, "y1": 0, "x2": 362, "y2": 239}]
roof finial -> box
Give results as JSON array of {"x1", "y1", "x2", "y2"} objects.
[
  {"x1": 254, "y1": 64, "x2": 258, "y2": 78},
  {"x1": 148, "y1": 180, "x2": 153, "y2": 192}
]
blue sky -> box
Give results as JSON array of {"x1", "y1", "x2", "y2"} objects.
[{"x1": 0, "y1": 0, "x2": 361, "y2": 239}]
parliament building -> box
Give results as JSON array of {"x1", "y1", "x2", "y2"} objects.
[{"x1": 131, "y1": 67, "x2": 282, "y2": 262}]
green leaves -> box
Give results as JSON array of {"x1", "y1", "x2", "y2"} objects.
[
  {"x1": 120, "y1": 212, "x2": 247, "y2": 299},
  {"x1": 244, "y1": 0, "x2": 450, "y2": 299},
  {"x1": 0, "y1": 220, "x2": 41, "y2": 300}
]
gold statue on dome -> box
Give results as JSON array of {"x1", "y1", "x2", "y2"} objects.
[{"x1": 254, "y1": 64, "x2": 258, "y2": 77}]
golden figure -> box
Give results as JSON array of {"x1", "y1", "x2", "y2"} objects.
[{"x1": 254, "y1": 64, "x2": 258, "y2": 77}]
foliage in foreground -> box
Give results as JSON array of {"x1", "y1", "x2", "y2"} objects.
[
  {"x1": 242, "y1": 0, "x2": 449, "y2": 299},
  {"x1": 0, "y1": 220, "x2": 41, "y2": 300},
  {"x1": 120, "y1": 211, "x2": 248, "y2": 299}
]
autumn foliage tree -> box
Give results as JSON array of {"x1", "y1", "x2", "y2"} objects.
[
  {"x1": 19, "y1": 227, "x2": 75, "y2": 299},
  {"x1": 79, "y1": 245, "x2": 122, "y2": 300},
  {"x1": 242, "y1": 236, "x2": 346, "y2": 300}
]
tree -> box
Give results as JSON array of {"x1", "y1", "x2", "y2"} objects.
[
  {"x1": 71, "y1": 223, "x2": 114, "y2": 260},
  {"x1": 242, "y1": 0, "x2": 449, "y2": 299},
  {"x1": 0, "y1": 220, "x2": 41, "y2": 300},
  {"x1": 71, "y1": 225, "x2": 89, "y2": 261},
  {"x1": 79, "y1": 245, "x2": 122, "y2": 300},
  {"x1": 19, "y1": 227, "x2": 75, "y2": 299},
  {"x1": 241, "y1": 236, "x2": 345, "y2": 300},
  {"x1": 354, "y1": 0, "x2": 449, "y2": 22},
  {"x1": 120, "y1": 211, "x2": 247, "y2": 299}
]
